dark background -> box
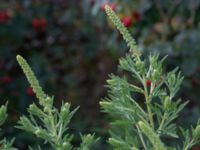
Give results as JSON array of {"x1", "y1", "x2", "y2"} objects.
[{"x1": 0, "y1": 0, "x2": 200, "y2": 149}]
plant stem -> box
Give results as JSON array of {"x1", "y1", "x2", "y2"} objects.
[
  {"x1": 48, "y1": 109, "x2": 61, "y2": 148},
  {"x1": 143, "y1": 79, "x2": 154, "y2": 129},
  {"x1": 136, "y1": 125, "x2": 147, "y2": 150},
  {"x1": 158, "y1": 113, "x2": 166, "y2": 131}
]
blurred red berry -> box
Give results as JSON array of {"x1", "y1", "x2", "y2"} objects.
[
  {"x1": 32, "y1": 18, "x2": 47, "y2": 31},
  {"x1": 101, "y1": 2, "x2": 117, "y2": 11},
  {"x1": 121, "y1": 16, "x2": 132, "y2": 28},
  {"x1": 32, "y1": 18, "x2": 40, "y2": 30},
  {"x1": 1, "y1": 75, "x2": 12, "y2": 84},
  {"x1": 146, "y1": 80, "x2": 151, "y2": 86},
  {"x1": 26, "y1": 87, "x2": 34, "y2": 96},
  {"x1": 133, "y1": 11, "x2": 141, "y2": 21},
  {"x1": 0, "y1": 10, "x2": 10, "y2": 24}
]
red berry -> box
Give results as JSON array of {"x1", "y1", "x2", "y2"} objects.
[
  {"x1": 146, "y1": 80, "x2": 151, "y2": 86},
  {"x1": 26, "y1": 87, "x2": 34, "y2": 96},
  {"x1": 133, "y1": 11, "x2": 141, "y2": 21},
  {"x1": 1, "y1": 75, "x2": 12, "y2": 84},
  {"x1": 121, "y1": 16, "x2": 132, "y2": 28},
  {"x1": 32, "y1": 18, "x2": 40, "y2": 30},
  {"x1": 0, "y1": 10, "x2": 10, "y2": 24},
  {"x1": 101, "y1": 3, "x2": 117, "y2": 11},
  {"x1": 32, "y1": 18, "x2": 47, "y2": 31}
]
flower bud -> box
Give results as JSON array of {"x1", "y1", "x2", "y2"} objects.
[
  {"x1": 60, "y1": 103, "x2": 70, "y2": 121},
  {"x1": 135, "y1": 60, "x2": 144, "y2": 73},
  {"x1": 44, "y1": 96, "x2": 53, "y2": 107},
  {"x1": 152, "y1": 69, "x2": 160, "y2": 81},
  {"x1": 29, "y1": 103, "x2": 46, "y2": 118},
  {"x1": 163, "y1": 96, "x2": 171, "y2": 111},
  {"x1": 44, "y1": 106, "x2": 49, "y2": 113}
]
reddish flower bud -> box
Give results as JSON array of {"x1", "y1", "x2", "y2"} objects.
[
  {"x1": 133, "y1": 11, "x2": 141, "y2": 22},
  {"x1": 1, "y1": 75, "x2": 12, "y2": 84},
  {"x1": 146, "y1": 80, "x2": 151, "y2": 86},
  {"x1": 26, "y1": 87, "x2": 34, "y2": 96},
  {"x1": 121, "y1": 16, "x2": 132, "y2": 28}
]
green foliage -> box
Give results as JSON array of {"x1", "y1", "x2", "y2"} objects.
[
  {"x1": 0, "y1": 138, "x2": 16, "y2": 150},
  {"x1": 0, "y1": 104, "x2": 17, "y2": 150},
  {"x1": 15, "y1": 55, "x2": 98, "y2": 149},
  {"x1": 100, "y1": 5, "x2": 200, "y2": 150},
  {"x1": 1, "y1": 1, "x2": 200, "y2": 148},
  {"x1": 0, "y1": 46, "x2": 100, "y2": 150},
  {"x1": 0, "y1": 2, "x2": 200, "y2": 149},
  {"x1": 77, "y1": 134, "x2": 97, "y2": 150}
]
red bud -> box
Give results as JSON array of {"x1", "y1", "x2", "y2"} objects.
[
  {"x1": 146, "y1": 80, "x2": 151, "y2": 86},
  {"x1": 0, "y1": 10, "x2": 10, "y2": 24}
]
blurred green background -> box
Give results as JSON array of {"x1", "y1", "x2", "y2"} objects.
[{"x1": 0, "y1": 0, "x2": 200, "y2": 149}]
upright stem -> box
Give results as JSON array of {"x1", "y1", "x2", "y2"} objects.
[
  {"x1": 48, "y1": 109, "x2": 61, "y2": 148},
  {"x1": 143, "y1": 79, "x2": 154, "y2": 129}
]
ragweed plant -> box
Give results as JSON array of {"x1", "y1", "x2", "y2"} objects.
[
  {"x1": 1, "y1": 4, "x2": 200, "y2": 150},
  {"x1": 0, "y1": 56, "x2": 98, "y2": 150},
  {"x1": 100, "y1": 5, "x2": 200, "y2": 150},
  {"x1": 14, "y1": 55, "x2": 97, "y2": 150}
]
